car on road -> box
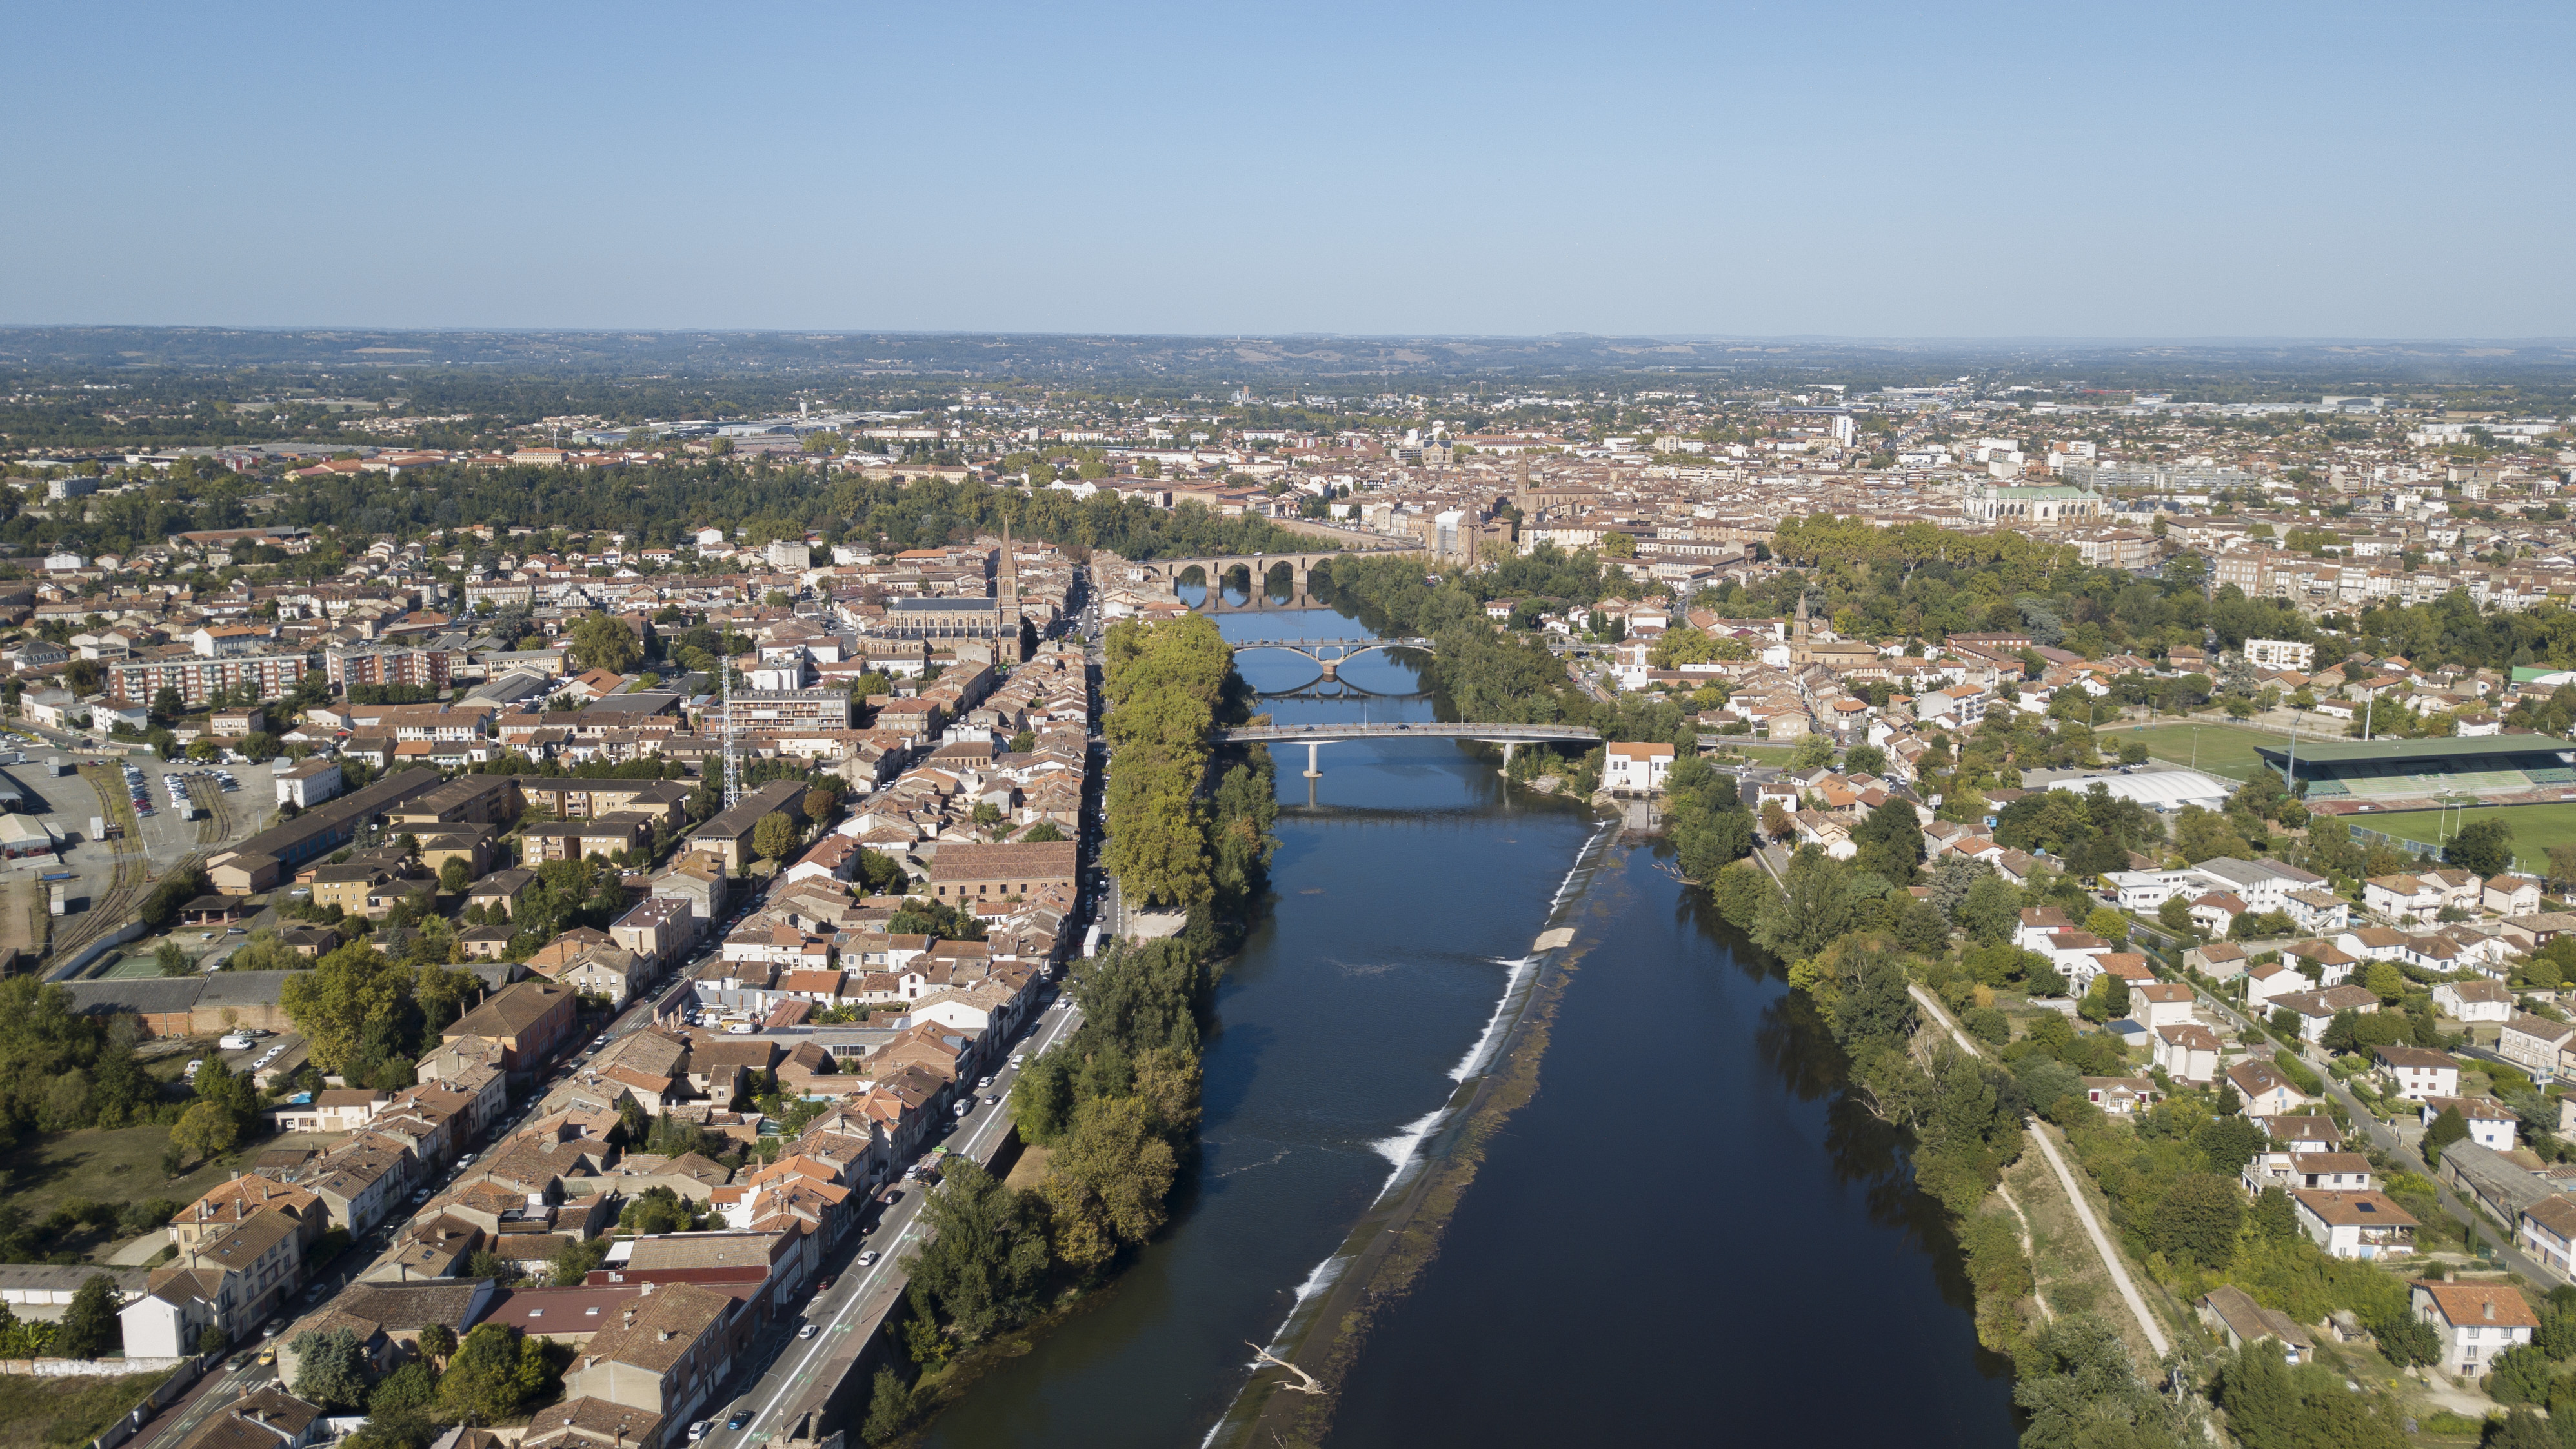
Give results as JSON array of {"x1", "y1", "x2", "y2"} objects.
[
  {"x1": 726, "y1": 1411, "x2": 752, "y2": 1431},
  {"x1": 687, "y1": 1423, "x2": 710, "y2": 1443},
  {"x1": 798, "y1": 1323, "x2": 818, "y2": 1339},
  {"x1": 857, "y1": 1250, "x2": 880, "y2": 1267},
  {"x1": 880, "y1": 1190, "x2": 902, "y2": 1205},
  {"x1": 1010, "y1": 1053, "x2": 1027, "y2": 1068},
  {"x1": 261, "y1": 1319, "x2": 283, "y2": 1338},
  {"x1": 984, "y1": 1094, "x2": 1000, "y2": 1105},
  {"x1": 976, "y1": 1075, "x2": 994, "y2": 1090}
]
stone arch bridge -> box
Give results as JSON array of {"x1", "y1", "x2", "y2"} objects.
[{"x1": 1131, "y1": 551, "x2": 1343, "y2": 599}]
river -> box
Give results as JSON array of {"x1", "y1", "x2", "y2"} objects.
[{"x1": 919, "y1": 594, "x2": 2015, "y2": 1448}]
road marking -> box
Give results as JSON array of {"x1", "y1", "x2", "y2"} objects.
[{"x1": 732, "y1": 1003, "x2": 1082, "y2": 1441}]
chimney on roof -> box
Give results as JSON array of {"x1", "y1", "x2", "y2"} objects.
[{"x1": 2487, "y1": 1301, "x2": 2498, "y2": 1321}]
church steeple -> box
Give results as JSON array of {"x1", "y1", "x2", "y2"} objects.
[
  {"x1": 997, "y1": 517, "x2": 1023, "y2": 659},
  {"x1": 1794, "y1": 589, "x2": 1811, "y2": 645}
]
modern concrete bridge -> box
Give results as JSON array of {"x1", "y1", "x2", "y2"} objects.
[
  {"x1": 1217, "y1": 721, "x2": 1601, "y2": 788},
  {"x1": 1232, "y1": 636, "x2": 1435, "y2": 677}
]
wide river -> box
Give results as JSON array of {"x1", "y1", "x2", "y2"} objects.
[{"x1": 921, "y1": 599, "x2": 2017, "y2": 1448}]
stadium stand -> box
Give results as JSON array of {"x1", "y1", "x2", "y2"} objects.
[{"x1": 2259, "y1": 735, "x2": 2576, "y2": 814}]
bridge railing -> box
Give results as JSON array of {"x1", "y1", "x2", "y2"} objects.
[{"x1": 1217, "y1": 723, "x2": 1600, "y2": 742}]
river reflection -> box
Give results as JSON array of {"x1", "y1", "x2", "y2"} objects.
[
  {"x1": 924, "y1": 604, "x2": 2011, "y2": 1449},
  {"x1": 1324, "y1": 842, "x2": 2015, "y2": 1449}
]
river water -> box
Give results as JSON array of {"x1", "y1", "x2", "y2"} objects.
[{"x1": 920, "y1": 597, "x2": 2015, "y2": 1448}]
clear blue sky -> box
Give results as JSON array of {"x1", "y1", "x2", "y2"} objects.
[{"x1": 5, "y1": 1, "x2": 2569, "y2": 338}]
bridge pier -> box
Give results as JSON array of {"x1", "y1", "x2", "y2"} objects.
[
  {"x1": 1303, "y1": 741, "x2": 1324, "y2": 806},
  {"x1": 1320, "y1": 657, "x2": 1338, "y2": 679}
]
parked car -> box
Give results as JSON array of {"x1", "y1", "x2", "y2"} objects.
[
  {"x1": 687, "y1": 1423, "x2": 710, "y2": 1443},
  {"x1": 798, "y1": 1323, "x2": 818, "y2": 1339},
  {"x1": 726, "y1": 1411, "x2": 752, "y2": 1432}
]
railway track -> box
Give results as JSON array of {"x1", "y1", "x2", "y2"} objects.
[{"x1": 48, "y1": 768, "x2": 150, "y2": 968}]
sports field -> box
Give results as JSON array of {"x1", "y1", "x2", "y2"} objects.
[
  {"x1": 2353, "y1": 801, "x2": 2576, "y2": 875},
  {"x1": 2119, "y1": 723, "x2": 2275, "y2": 782}
]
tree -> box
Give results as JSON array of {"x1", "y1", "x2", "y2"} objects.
[
  {"x1": 901, "y1": 1161, "x2": 1052, "y2": 1341},
  {"x1": 290, "y1": 1328, "x2": 372, "y2": 1412},
  {"x1": 2080, "y1": 972, "x2": 2131, "y2": 1024},
  {"x1": 438, "y1": 858, "x2": 470, "y2": 894},
  {"x1": 2015, "y1": 1317, "x2": 2187, "y2": 1449},
  {"x1": 415, "y1": 1323, "x2": 456, "y2": 1368},
  {"x1": 434, "y1": 1323, "x2": 548, "y2": 1423},
  {"x1": 801, "y1": 788, "x2": 839, "y2": 824},
  {"x1": 2444, "y1": 817, "x2": 2517, "y2": 880},
  {"x1": 1752, "y1": 848, "x2": 1853, "y2": 961},
  {"x1": 367, "y1": 1361, "x2": 437, "y2": 1418},
  {"x1": 2154, "y1": 1172, "x2": 2243, "y2": 1268},
  {"x1": 2361, "y1": 961, "x2": 2406, "y2": 1003},
  {"x1": 2484, "y1": 1344, "x2": 2555, "y2": 1406},
  {"x1": 1842, "y1": 744, "x2": 1887, "y2": 776},
  {"x1": 1929, "y1": 857, "x2": 1987, "y2": 920},
  {"x1": 1042, "y1": 1095, "x2": 1176, "y2": 1268},
  {"x1": 1788, "y1": 732, "x2": 1835, "y2": 770},
  {"x1": 861, "y1": 1365, "x2": 922, "y2": 1445},
  {"x1": 2157, "y1": 895, "x2": 2193, "y2": 933},
  {"x1": 170, "y1": 1099, "x2": 239, "y2": 1165},
  {"x1": 1849, "y1": 803, "x2": 1926, "y2": 886},
  {"x1": 752, "y1": 812, "x2": 799, "y2": 863},
  {"x1": 2084, "y1": 908, "x2": 2128, "y2": 941},
  {"x1": 2372, "y1": 1309, "x2": 2440, "y2": 1368},
  {"x1": 2546, "y1": 843, "x2": 2576, "y2": 891},
  {"x1": 568, "y1": 614, "x2": 642, "y2": 676},
  {"x1": 2483, "y1": 1408, "x2": 2555, "y2": 1449},
  {"x1": 54, "y1": 1274, "x2": 119, "y2": 1359},
  {"x1": 2424, "y1": 1104, "x2": 2470, "y2": 1162}
]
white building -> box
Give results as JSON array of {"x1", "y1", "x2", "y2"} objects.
[
  {"x1": 1603, "y1": 741, "x2": 1675, "y2": 794},
  {"x1": 2244, "y1": 638, "x2": 2316, "y2": 672},
  {"x1": 2410, "y1": 1280, "x2": 2537, "y2": 1375}
]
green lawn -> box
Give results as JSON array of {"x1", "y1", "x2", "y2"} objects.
[
  {"x1": 1715, "y1": 742, "x2": 1801, "y2": 764},
  {"x1": 0, "y1": 1369, "x2": 176, "y2": 1449},
  {"x1": 2117, "y1": 723, "x2": 2275, "y2": 781},
  {"x1": 2348, "y1": 801, "x2": 2576, "y2": 876},
  {"x1": 0, "y1": 1122, "x2": 248, "y2": 1259}
]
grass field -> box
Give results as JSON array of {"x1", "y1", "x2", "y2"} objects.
[
  {"x1": 0, "y1": 1124, "x2": 244, "y2": 1259},
  {"x1": 2351, "y1": 801, "x2": 2576, "y2": 875},
  {"x1": 2118, "y1": 723, "x2": 2275, "y2": 781},
  {"x1": 0, "y1": 1369, "x2": 176, "y2": 1449},
  {"x1": 1716, "y1": 742, "x2": 1802, "y2": 765}
]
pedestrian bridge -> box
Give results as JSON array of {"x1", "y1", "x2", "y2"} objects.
[{"x1": 1233, "y1": 637, "x2": 1434, "y2": 677}]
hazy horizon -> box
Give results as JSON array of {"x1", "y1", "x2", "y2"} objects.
[{"x1": 6, "y1": 3, "x2": 2571, "y2": 338}]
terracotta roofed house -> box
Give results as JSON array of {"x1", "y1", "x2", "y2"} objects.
[{"x1": 2410, "y1": 1279, "x2": 2537, "y2": 1375}]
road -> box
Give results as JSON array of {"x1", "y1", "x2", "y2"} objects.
[
  {"x1": 2183, "y1": 974, "x2": 2557, "y2": 1280},
  {"x1": 712, "y1": 993, "x2": 1090, "y2": 1448}
]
